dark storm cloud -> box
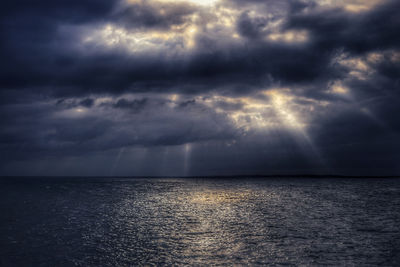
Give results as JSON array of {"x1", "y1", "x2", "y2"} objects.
[
  {"x1": 0, "y1": 0, "x2": 115, "y2": 91},
  {"x1": 113, "y1": 1, "x2": 197, "y2": 30},
  {"x1": 310, "y1": 99, "x2": 400, "y2": 173},
  {"x1": 1, "y1": 0, "x2": 400, "y2": 175},
  {"x1": 0, "y1": 95, "x2": 239, "y2": 162},
  {"x1": 112, "y1": 98, "x2": 148, "y2": 112},
  {"x1": 236, "y1": 11, "x2": 269, "y2": 39},
  {"x1": 286, "y1": 0, "x2": 400, "y2": 54},
  {"x1": 1, "y1": 0, "x2": 397, "y2": 96},
  {"x1": 79, "y1": 98, "x2": 95, "y2": 108}
]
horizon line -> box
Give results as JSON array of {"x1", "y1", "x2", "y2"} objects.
[{"x1": 1, "y1": 174, "x2": 400, "y2": 179}]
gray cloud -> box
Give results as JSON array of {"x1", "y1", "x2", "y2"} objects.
[{"x1": 1, "y1": 0, "x2": 399, "y2": 175}]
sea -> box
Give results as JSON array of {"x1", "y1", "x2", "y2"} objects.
[{"x1": 1, "y1": 177, "x2": 399, "y2": 266}]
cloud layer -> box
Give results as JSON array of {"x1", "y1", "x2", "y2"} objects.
[{"x1": 1, "y1": 0, "x2": 399, "y2": 175}]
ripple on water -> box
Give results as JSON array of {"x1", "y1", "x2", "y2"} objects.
[{"x1": 0, "y1": 177, "x2": 400, "y2": 266}]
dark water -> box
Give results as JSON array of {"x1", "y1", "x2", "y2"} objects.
[{"x1": 1, "y1": 177, "x2": 400, "y2": 266}]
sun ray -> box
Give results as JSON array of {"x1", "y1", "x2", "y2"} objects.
[
  {"x1": 183, "y1": 143, "x2": 192, "y2": 176},
  {"x1": 266, "y1": 90, "x2": 328, "y2": 167},
  {"x1": 110, "y1": 147, "x2": 126, "y2": 176}
]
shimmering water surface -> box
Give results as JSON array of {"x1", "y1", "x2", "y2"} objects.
[{"x1": 1, "y1": 177, "x2": 400, "y2": 266}]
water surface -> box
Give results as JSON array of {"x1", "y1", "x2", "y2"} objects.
[{"x1": 1, "y1": 177, "x2": 399, "y2": 266}]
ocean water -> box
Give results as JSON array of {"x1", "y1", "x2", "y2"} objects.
[{"x1": 1, "y1": 177, "x2": 399, "y2": 266}]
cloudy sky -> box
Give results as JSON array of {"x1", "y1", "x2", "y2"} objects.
[{"x1": 1, "y1": 0, "x2": 399, "y2": 176}]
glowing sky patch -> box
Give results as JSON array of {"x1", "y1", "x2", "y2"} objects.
[
  {"x1": 319, "y1": 0, "x2": 387, "y2": 12},
  {"x1": 267, "y1": 30, "x2": 309, "y2": 44},
  {"x1": 1, "y1": 0, "x2": 399, "y2": 176},
  {"x1": 158, "y1": 0, "x2": 219, "y2": 6},
  {"x1": 82, "y1": 23, "x2": 197, "y2": 52}
]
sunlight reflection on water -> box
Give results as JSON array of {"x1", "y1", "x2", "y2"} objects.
[{"x1": 1, "y1": 178, "x2": 400, "y2": 266}]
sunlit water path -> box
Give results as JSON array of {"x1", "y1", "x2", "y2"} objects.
[{"x1": 1, "y1": 177, "x2": 399, "y2": 266}]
